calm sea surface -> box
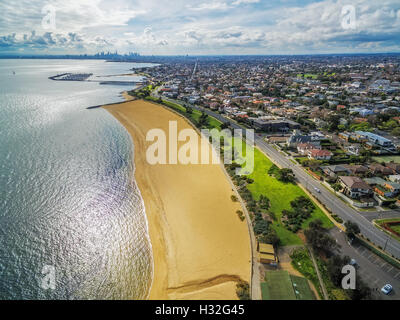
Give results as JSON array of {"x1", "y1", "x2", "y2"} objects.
[{"x1": 0, "y1": 59, "x2": 153, "y2": 299}]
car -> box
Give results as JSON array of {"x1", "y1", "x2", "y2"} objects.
[
  {"x1": 314, "y1": 187, "x2": 321, "y2": 193},
  {"x1": 349, "y1": 259, "x2": 357, "y2": 266},
  {"x1": 381, "y1": 284, "x2": 393, "y2": 295}
]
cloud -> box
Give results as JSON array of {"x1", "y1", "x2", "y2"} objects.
[
  {"x1": 0, "y1": 0, "x2": 399, "y2": 54},
  {"x1": 231, "y1": 0, "x2": 260, "y2": 6}
]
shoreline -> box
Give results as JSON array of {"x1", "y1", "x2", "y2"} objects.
[{"x1": 103, "y1": 98, "x2": 251, "y2": 299}]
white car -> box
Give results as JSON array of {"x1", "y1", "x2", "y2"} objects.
[
  {"x1": 314, "y1": 187, "x2": 321, "y2": 193},
  {"x1": 381, "y1": 284, "x2": 393, "y2": 295}
]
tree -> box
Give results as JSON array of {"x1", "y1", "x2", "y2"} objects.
[
  {"x1": 333, "y1": 183, "x2": 342, "y2": 192},
  {"x1": 327, "y1": 254, "x2": 351, "y2": 287},
  {"x1": 348, "y1": 276, "x2": 372, "y2": 300},
  {"x1": 344, "y1": 221, "x2": 360, "y2": 240},
  {"x1": 392, "y1": 127, "x2": 400, "y2": 137},
  {"x1": 277, "y1": 168, "x2": 295, "y2": 183},
  {"x1": 305, "y1": 219, "x2": 339, "y2": 256},
  {"x1": 261, "y1": 228, "x2": 280, "y2": 247},
  {"x1": 258, "y1": 194, "x2": 270, "y2": 210},
  {"x1": 220, "y1": 122, "x2": 229, "y2": 130},
  {"x1": 198, "y1": 112, "x2": 209, "y2": 127}
]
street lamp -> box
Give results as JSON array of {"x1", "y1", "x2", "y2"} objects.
[{"x1": 383, "y1": 236, "x2": 389, "y2": 252}]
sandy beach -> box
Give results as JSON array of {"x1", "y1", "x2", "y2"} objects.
[{"x1": 104, "y1": 99, "x2": 251, "y2": 300}]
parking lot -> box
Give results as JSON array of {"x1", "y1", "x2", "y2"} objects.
[{"x1": 331, "y1": 228, "x2": 400, "y2": 300}]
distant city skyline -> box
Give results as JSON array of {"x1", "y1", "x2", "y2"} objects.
[{"x1": 0, "y1": 0, "x2": 400, "y2": 55}]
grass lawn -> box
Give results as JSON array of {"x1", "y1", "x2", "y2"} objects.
[
  {"x1": 262, "y1": 270, "x2": 297, "y2": 300},
  {"x1": 393, "y1": 224, "x2": 400, "y2": 233},
  {"x1": 290, "y1": 275, "x2": 315, "y2": 300},
  {"x1": 290, "y1": 247, "x2": 322, "y2": 299},
  {"x1": 244, "y1": 147, "x2": 333, "y2": 245},
  {"x1": 372, "y1": 155, "x2": 400, "y2": 163}
]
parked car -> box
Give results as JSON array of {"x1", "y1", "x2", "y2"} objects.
[
  {"x1": 381, "y1": 284, "x2": 393, "y2": 295},
  {"x1": 350, "y1": 259, "x2": 357, "y2": 266}
]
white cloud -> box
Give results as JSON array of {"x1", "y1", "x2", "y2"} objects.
[{"x1": 0, "y1": 0, "x2": 399, "y2": 54}]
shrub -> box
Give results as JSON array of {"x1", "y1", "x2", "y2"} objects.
[{"x1": 236, "y1": 281, "x2": 250, "y2": 300}]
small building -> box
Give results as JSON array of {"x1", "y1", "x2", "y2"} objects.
[{"x1": 257, "y1": 242, "x2": 278, "y2": 266}]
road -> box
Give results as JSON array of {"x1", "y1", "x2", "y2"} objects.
[
  {"x1": 165, "y1": 97, "x2": 400, "y2": 260},
  {"x1": 359, "y1": 209, "x2": 400, "y2": 222}
]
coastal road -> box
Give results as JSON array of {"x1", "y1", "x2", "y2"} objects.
[{"x1": 163, "y1": 98, "x2": 400, "y2": 260}]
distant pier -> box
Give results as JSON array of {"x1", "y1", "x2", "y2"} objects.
[{"x1": 49, "y1": 73, "x2": 93, "y2": 81}]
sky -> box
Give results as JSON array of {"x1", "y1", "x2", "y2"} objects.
[{"x1": 0, "y1": 0, "x2": 399, "y2": 55}]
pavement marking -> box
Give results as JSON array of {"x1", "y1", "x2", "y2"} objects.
[
  {"x1": 386, "y1": 266, "x2": 394, "y2": 273},
  {"x1": 395, "y1": 272, "x2": 400, "y2": 279},
  {"x1": 367, "y1": 253, "x2": 375, "y2": 260},
  {"x1": 358, "y1": 247, "x2": 366, "y2": 255}
]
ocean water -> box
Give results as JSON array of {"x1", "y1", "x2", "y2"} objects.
[{"x1": 0, "y1": 59, "x2": 153, "y2": 299}]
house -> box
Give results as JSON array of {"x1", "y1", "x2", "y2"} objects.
[
  {"x1": 321, "y1": 165, "x2": 350, "y2": 178},
  {"x1": 345, "y1": 144, "x2": 361, "y2": 156},
  {"x1": 287, "y1": 130, "x2": 321, "y2": 147},
  {"x1": 343, "y1": 164, "x2": 369, "y2": 175},
  {"x1": 368, "y1": 163, "x2": 393, "y2": 176},
  {"x1": 365, "y1": 177, "x2": 400, "y2": 198},
  {"x1": 386, "y1": 163, "x2": 400, "y2": 174},
  {"x1": 297, "y1": 143, "x2": 318, "y2": 155},
  {"x1": 253, "y1": 119, "x2": 300, "y2": 132},
  {"x1": 384, "y1": 181, "x2": 400, "y2": 196},
  {"x1": 257, "y1": 242, "x2": 278, "y2": 265},
  {"x1": 354, "y1": 131, "x2": 396, "y2": 150},
  {"x1": 308, "y1": 149, "x2": 333, "y2": 160},
  {"x1": 339, "y1": 176, "x2": 373, "y2": 199},
  {"x1": 364, "y1": 176, "x2": 387, "y2": 187}
]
